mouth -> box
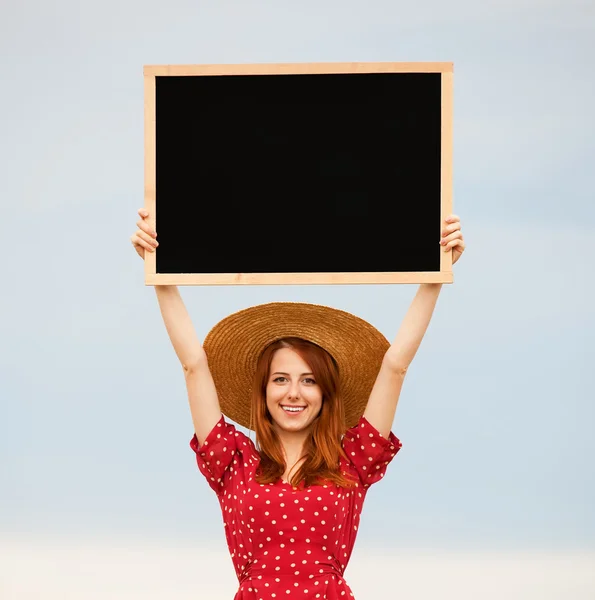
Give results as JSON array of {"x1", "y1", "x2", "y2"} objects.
[{"x1": 280, "y1": 405, "x2": 307, "y2": 415}]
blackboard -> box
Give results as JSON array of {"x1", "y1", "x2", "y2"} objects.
[{"x1": 143, "y1": 62, "x2": 453, "y2": 285}]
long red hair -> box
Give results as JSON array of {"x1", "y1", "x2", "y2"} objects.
[{"x1": 251, "y1": 337, "x2": 358, "y2": 489}]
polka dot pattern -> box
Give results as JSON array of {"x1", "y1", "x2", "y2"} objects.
[{"x1": 190, "y1": 415, "x2": 402, "y2": 599}]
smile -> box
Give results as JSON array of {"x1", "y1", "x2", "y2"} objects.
[{"x1": 281, "y1": 405, "x2": 306, "y2": 413}]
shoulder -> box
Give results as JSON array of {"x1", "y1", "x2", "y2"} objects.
[
  {"x1": 190, "y1": 414, "x2": 258, "y2": 459},
  {"x1": 344, "y1": 414, "x2": 401, "y2": 448},
  {"x1": 340, "y1": 415, "x2": 402, "y2": 488}
]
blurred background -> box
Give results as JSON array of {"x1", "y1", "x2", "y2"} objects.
[{"x1": 0, "y1": 0, "x2": 593, "y2": 598}]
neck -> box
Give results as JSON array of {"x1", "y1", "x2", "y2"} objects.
[{"x1": 275, "y1": 427, "x2": 310, "y2": 462}]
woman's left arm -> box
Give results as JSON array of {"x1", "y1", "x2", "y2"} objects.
[{"x1": 363, "y1": 215, "x2": 465, "y2": 438}]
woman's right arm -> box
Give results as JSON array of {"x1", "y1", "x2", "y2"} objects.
[
  {"x1": 154, "y1": 285, "x2": 223, "y2": 446},
  {"x1": 131, "y1": 208, "x2": 222, "y2": 445}
]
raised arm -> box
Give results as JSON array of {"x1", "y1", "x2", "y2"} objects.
[
  {"x1": 363, "y1": 283, "x2": 442, "y2": 438},
  {"x1": 155, "y1": 286, "x2": 223, "y2": 445},
  {"x1": 131, "y1": 208, "x2": 222, "y2": 445},
  {"x1": 362, "y1": 215, "x2": 465, "y2": 438}
]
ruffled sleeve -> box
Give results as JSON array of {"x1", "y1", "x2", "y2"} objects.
[
  {"x1": 189, "y1": 414, "x2": 248, "y2": 494},
  {"x1": 342, "y1": 415, "x2": 402, "y2": 489}
]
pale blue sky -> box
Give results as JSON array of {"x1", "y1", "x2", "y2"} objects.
[{"x1": 1, "y1": 0, "x2": 594, "y2": 598}]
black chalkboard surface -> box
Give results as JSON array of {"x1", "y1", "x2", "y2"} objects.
[{"x1": 143, "y1": 63, "x2": 453, "y2": 285}]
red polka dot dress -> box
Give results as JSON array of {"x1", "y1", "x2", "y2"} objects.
[{"x1": 190, "y1": 415, "x2": 402, "y2": 599}]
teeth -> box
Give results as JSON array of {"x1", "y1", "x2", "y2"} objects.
[{"x1": 282, "y1": 406, "x2": 305, "y2": 413}]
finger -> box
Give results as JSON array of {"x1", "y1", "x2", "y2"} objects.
[
  {"x1": 136, "y1": 230, "x2": 158, "y2": 248},
  {"x1": 445, "y1": 238, "x2": 465, "y2": 251},
  {"x1": 440, "y1": 231, "x2": 463, "y2": 247},
  {"x1": 138, "y1": 209, "x2": 156, "y2": 235},
  {"x1": 131, "y1": 232, "x2": 158, "y2": 252},
  {"x1": 133, "y1": 237, "x2": 156, "y2": 252},
  {"x1": 441, "y1": 222, "x2": 461, "y2": 236},
  {"x1": 136, "y1": 219, "x2": 157, "y2": 238},
  {"x1": 444, "y1": 214, "x2": 460, "y2": 223}
]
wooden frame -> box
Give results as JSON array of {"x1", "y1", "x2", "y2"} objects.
[{"x1": 143, "y1": 62, "x2": 453, "y2": 285}]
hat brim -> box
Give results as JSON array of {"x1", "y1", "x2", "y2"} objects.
[{"x1": 203, "y1": 302, "x2": 389, "y2": 430}]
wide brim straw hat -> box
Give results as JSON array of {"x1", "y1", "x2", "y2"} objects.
[{"x1": 203, "y1": 302, "x2": 390, "y2": 430}]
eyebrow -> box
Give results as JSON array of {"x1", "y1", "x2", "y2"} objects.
[{"x1": 271, "y1": 371, "x2": 314, "y2": 376}]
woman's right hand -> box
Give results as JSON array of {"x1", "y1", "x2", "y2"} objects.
[{"x1": 130, "y1": 208, "x2": 158, "y2": 260}]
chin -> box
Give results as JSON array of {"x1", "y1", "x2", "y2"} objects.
[{"x1": 274, "y1": 419, "x2": 311, "y2": 433}]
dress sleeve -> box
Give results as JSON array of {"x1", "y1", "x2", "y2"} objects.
[
  {"x1": 189, "y1": 414, "x2": 246, "y2": 494},
  {"x1": 342, "y1": 415, "x2": 402, "y2": 489}
]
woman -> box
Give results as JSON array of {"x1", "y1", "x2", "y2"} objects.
[{"x1": 130, "y1": 209, "x2": 465, "y2": 599}]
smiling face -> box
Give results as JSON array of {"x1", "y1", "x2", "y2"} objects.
[{"x1": 265, "y1": 347, "x2": 323, "y2": 435}]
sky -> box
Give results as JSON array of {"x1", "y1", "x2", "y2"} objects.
[{"x1": 0, "y1": 0, "x2": 594, "y2": 598}]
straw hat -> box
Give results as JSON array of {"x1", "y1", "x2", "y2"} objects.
[{"x1": 203, "y1": 302, "x2": 390, "y2": 430}]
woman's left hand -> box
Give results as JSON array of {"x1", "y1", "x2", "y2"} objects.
[{"x1": 441, "y1": 214, "x2": 465, "y2": 266}]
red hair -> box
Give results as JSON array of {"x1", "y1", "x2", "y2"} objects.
[{"x1": 251, "y1": 337, "x2": 358, "y2": 489}]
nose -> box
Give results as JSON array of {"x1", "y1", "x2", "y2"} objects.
[{"x1": 287, "y1": 381, "x2": 300, "y2": 399}]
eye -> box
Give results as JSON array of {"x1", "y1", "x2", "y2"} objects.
[
  {"x1": 303, "y1": 377, "x2": 316, "y2": 385},
  {"x1": 273, "y1": 376, "x2": 287, "y2": 383}
]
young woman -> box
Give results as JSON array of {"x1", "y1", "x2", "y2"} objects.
[{"x1": 130, "y1": 210, "x2": 465, "y2": 599}]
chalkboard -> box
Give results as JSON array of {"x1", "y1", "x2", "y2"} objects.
[{"x1": 143, "y1": 62, "x2": 453, "y2": 285}]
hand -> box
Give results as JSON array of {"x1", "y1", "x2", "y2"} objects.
[
  {"x1": 440, "y1": 214, "x2": 465, "y2": 265},
  {"x1": 130, "y1": 208, "x2": 158, "y2": 260}
]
